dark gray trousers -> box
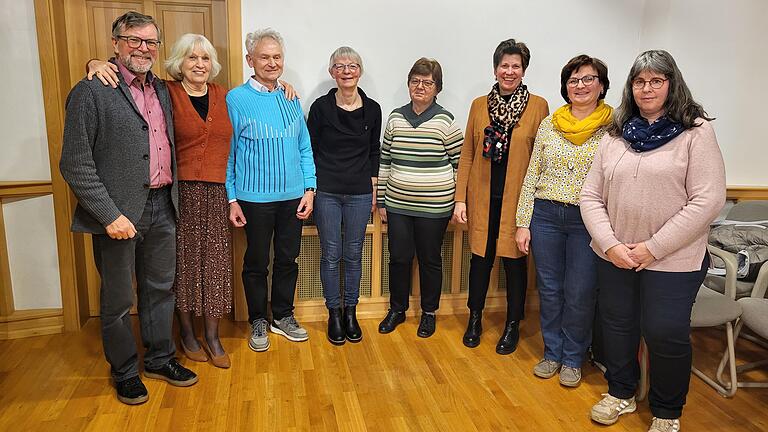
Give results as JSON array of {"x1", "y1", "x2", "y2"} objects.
[{"x1": 92, "y1": 187, "x2": 176, "y2": 382}]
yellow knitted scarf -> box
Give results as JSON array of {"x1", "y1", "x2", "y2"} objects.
[{"x1": 551, "y1": 101, "x2": 613, "y2": 145}]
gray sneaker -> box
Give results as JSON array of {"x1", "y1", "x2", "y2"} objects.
[
  {"x1": 648, "y1": 417, "x2": 680, "y2": 432},
  {"x1": 590, "y1": 393, "x2": 636, "y2": 425},
  {"x1": 249, "y1": 319, "x2": 270, "y2": 352},
  {"x1": 271, "y1": 315, "x2": 309, "y2": 342},
  {"x1": 533, "y1": 359, "x2": 561, "y2": 379},
  {"x1": 559, "y1": 366, "x2": 582, "y2": 387}
]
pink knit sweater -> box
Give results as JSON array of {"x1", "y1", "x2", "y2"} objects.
[{"x1": 580, "y1": 119, "x2": 726, "y2": 272}]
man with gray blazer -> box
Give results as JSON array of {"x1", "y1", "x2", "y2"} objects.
[{"x1": 60, "y1": 11, "x2": 196, "y2": 405}]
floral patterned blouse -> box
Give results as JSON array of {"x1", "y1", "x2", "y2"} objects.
[{"x1": 515, "y1": 115, "x2": 607, "y2": 227}]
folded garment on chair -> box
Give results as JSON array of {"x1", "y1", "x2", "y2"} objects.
[{"x1": 709, "y1": 222, "x2": 768, "y2": 281}]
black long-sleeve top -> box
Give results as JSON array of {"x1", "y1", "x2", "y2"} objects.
[{"x1": 307, "y1": 87, "x2": 382, "y2": 194}]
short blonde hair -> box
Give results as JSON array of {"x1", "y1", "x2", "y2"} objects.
[
  {"x1": 164, "y1": 33, "x2": 221, "y2": 81},
  {"x1": 328, "y1": 46, "x2": 364, "y2": 75}
]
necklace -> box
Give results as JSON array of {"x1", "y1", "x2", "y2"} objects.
[
  {"x1": 181, "y1": 79, "x2": 208, "y2": 96},
  {"x1": 336, "y1": 91, "x2": 361, "y2": 110}
]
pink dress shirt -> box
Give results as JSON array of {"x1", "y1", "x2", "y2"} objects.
[{"x1": 117, "y1": 62, "x2": 173, "y2": 188}]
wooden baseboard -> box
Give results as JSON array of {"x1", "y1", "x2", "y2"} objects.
[
  {"x1": 0, "y1": 308, "x2": 64, "y2": 339},
  {"x1": 293, "y1": 292, "x2": 539, "y2": 322}
]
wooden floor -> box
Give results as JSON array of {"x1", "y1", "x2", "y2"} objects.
[{"x1": 1, "y1": 312, "x2": 766, "y2": 431}]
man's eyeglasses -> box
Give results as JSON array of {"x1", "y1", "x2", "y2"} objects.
[
  {"x1": 409, "y1": 78, "x2": 435, "y2": 89},
  {"x1": 116, "y1": 35, "x2": 161, "y2": 50},
  {"x1": 566, "y1": 75, "x2": 599, "y2": 87},
  {"x1": 632, "y1": 77, "x2": 668, "y2": 90},
  {"x1": 332, "y1": 63, "x2": 360, "y2": 72}
]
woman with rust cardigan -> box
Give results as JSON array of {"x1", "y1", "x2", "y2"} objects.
[{"x1": 453, "y1": 39, "x2": 548, "y2": 354}]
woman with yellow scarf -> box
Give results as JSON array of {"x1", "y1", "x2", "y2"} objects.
[{"x1": 515, "y1": 55, "x2": 612, "y2": 388}]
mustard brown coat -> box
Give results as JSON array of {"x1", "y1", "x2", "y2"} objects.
[{"x1": 455, "y1": 94, "x2": 549, "y2": 258}]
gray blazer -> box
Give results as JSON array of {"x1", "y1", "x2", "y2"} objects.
[{"x1": 60, "y1": 68, "x2": 178, "y2": 234}]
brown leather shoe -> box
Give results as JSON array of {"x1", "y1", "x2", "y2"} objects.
[
  {"x1": 180, "y1": 338, "x2": 208, "y2": 362},
  {"x1": 203, "y1": 340, "x2": 231, "y2": 369}
]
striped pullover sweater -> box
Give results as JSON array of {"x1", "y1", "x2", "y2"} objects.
[
  {"x1": 377, "y1": 102, "x2": 464, "y2": 218},
  {"x1": 225, "y1": 82, "x2": 316, "y2": 203}
]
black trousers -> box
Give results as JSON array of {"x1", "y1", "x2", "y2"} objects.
[
  {"x1": 466, "y1": 196, "x2": 527, "y2": 321},
  {"x1": 387, "y1": 212, "x2": 449, "y2": 313},
  {"x1": 239, "y1": 199, "x2": 302, "y2": 323},
  {"x1": 92, "y1": 187, "x2": 176, "y2": 381},
  {"x1": 597, "y1": 255, "x2": 708, "y2": 419}
]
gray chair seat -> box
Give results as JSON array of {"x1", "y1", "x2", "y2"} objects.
[
  {"x1": 704, "y1": 274, "x2": 756, "y2": 299},
  {"x1": 738, "y1": 298, "x2": 768, "y2": 340},
  {"x1": 691, "y1": 286, "x2": 742, "y2": 328}
]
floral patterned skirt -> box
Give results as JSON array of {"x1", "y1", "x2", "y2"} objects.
[{"x1": 174, "y1": 181, "x2": 232, "y2": 318}]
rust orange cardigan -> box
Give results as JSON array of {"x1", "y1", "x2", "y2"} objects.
[
  {"x1": 166, "y1": 81, "x2": 233, "y2": 183},
  {"x1": 455, "y1": 94, "x2": 549, "y2": 258}
]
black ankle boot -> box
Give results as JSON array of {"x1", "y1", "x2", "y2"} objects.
[
  {"x1": 417, "y1": 312, "x2": 436, "y2": 338},
  {"x1": 378, "y1": 310, "x2": 406, "y2": 334},
  {"x1": 496, "y1": 321, "x2": 520, "y2": 355},
  {"x1": 462, "y1": 310, "x2": 483, "y2": 348},
  {"x1": 327, "y1": 307, "x2": 345, "y2": 345},
  {"x1": 344, "y1": 305, "x2": 362, "y2": 342}
]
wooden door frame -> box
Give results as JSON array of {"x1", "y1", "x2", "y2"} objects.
[{"x1": 33, "y1": 0, "x2": 242, "y2": 331}]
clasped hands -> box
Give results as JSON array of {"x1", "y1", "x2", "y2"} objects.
[{"x1": 606, "y1": 242, "x2": 656, "y2": 271}]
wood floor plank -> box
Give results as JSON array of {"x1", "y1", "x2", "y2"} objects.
[{"x1": 1, "y1": 312, "x2": 766, "y2": 431}]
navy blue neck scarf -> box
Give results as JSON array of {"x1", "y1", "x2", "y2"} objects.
[{"x1": 622, "y1": 116, "x2": 685, "y2": 152}]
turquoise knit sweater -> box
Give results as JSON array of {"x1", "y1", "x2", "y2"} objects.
[{"x1": 225, "y1": 82, "x2": 316, "y2": 203}]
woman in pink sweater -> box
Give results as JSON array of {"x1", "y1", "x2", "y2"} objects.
[{"x1": 580, "y1": 50, "x2": 725, "y2": 432}]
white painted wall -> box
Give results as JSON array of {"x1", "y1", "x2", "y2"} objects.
[
  {"x1": 639, "y1": 0, "x2": 768, "y2": 186},
  {"x1": 241, "y1": 0, "x2": 643, "y2": 134},
  {"x1": 242, "y1": 0, "x2": 767, "y2": 186},
  {"x1": 0, "y1": 0, "x2": 51, "y2": 182},
  {"x1": 1, "y1": 1, "x2": 62, "y2": 310}
]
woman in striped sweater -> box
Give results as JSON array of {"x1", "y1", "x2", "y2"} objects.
[{"x1": 377, "y1": 58, "x2": 463, "y2": 338}]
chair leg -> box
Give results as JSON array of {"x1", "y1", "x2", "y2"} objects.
[
  {"x1": 716, "y1": 320, "x2": 742, "y2": 387},
  {"x1": 692, "y1": 322, "x2": 738, "y2": 397}
]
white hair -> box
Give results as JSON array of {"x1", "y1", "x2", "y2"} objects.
[
  {"x1": 245, "y1": 28, "x2": 284, "y2": 55},
  {"x1": 328, "y1": 46, "x2": 364, "y2": 75},
  {"x1": 164, "y1": 33, "x2": 222, "y2": 81}
]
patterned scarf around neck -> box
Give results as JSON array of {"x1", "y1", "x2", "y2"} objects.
[
  {"x1": 483, "y1": 83, "x2": 530, "y2": 163},
  {"x1": 622, "y1": 115, "x2": 685, "y2": 152},
  {"x1": 551, "y1": 100, "x2": 613, "y2": 145}
]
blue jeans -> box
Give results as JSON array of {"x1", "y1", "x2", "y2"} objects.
[
  {"x1": 314, "y1": 191, "x2": 372, "y2": 308},
  {"x1": 530, "y1": 199, "x2": 597, "y2": 368}
]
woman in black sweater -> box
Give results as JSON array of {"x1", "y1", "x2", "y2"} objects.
[{"x1": 307, "y1": 46, "x2": 382, "y2": 345}]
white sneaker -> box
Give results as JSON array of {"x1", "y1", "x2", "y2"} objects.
[
  {"x1": 649, "y1": 417, "x2": 681, "y2": 432},
  {"x1": 590, "y1": 393, "x2": 637, "y2": 425}
]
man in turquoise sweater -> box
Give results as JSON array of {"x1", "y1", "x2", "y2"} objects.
[{"x1": 226, "y1": 28, "x2": 316, "y2": 352}]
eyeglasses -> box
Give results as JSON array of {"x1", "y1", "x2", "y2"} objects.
[
  {"x1": 409, "y1": 78, "x2": 436, "y2": 89},
  {"x1": 632, "y1": 77, "x2": 668, "y2": 90},
  {"x1": 332, "y1": 63, "x2": 360, "y2": 72},
  {"x1": 566, "y1": 75, "x2": 599, "y2": 87},
  {"x1": 116, "y1": 35, "x2": 161, "y2": 50}
]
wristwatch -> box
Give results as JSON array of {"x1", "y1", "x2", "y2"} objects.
[{"x1": 305, "y1": 187, "x2": 316, "y2": 194}]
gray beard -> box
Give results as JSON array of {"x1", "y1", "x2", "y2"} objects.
[{"x1": 119, "y1": 54, "x2": 153, "y2": 74}]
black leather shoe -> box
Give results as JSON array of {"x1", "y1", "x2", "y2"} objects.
[
  {"x1": 378, "y1": 310, "x2": 406, "y2": 334},
  {"x1": 344, "y1": 305, "x2": 363, "y2": 342},
  {"x1": 462, "y1": 310, "x2": 483, "y2": 348},
  {"x1": 144, "y1": 358, "x2": 198, "y2": 387},
  {"x1": 496, "y1": 321, "x2": 520, "y2": 355},
  {"x1": 115, "y1": 375, "x2": 148, "y2": 405},
  {"x1": 417, "y1": 313, "x2": 436, "y2": 338},
  {"x1": 327, "y1": 307, "x2": 345, "y2": 345}
]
